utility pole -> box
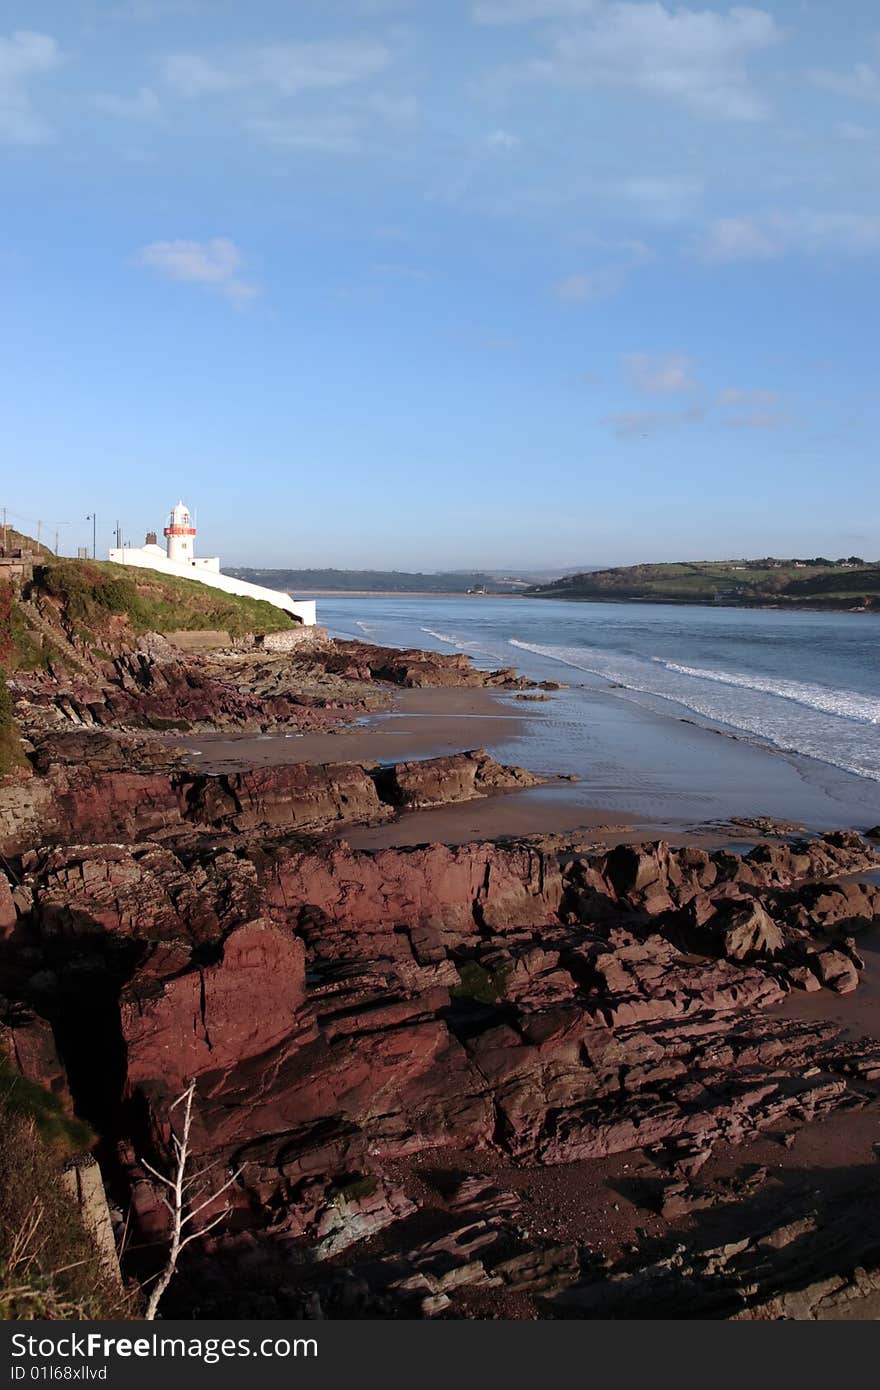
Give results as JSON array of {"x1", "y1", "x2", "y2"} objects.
[
  {"x1": 54, "y1": 528, "x2": 60, "y2": 556},
  {"x1": 86, "y1": 514, "x2": 96, "y2": 560},
  {"x1": 1, "y1": 507, "x2": 6, "y2": 553}
]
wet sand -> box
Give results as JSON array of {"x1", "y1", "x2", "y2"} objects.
[
  {"x1": 178, "y1": 678, "x2": 877, "y2": 849},
  {"x1": 179, "y1": 687, "x2": 531, "y2": 773}
]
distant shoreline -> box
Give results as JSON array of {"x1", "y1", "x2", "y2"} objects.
[
  {"x1": 289, "y1": 589, "x2": 875, "y2": 614},
  {"x1": 291, "y1": 589, "x2": 526, "y2": 599},
  {"x1": 524, "y1": 593, "x2": 878, "y2": 615}
]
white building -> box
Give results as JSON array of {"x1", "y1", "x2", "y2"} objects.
[{"x1": 108, "y1": 500, "x2": 316, "y2": 626}]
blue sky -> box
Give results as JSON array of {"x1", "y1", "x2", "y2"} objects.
[{"x1": 1, "y1": 0, "x2": 878, "y2": 569}]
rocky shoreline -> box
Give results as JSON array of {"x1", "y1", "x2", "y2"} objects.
[{"x1": 2, "y1": 625, "x2": 880, "y2": 1319}]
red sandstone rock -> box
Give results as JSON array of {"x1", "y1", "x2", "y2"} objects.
[
  {"x1": 122, "y1": 919, "x2": 309, "y2": 1088},
  {"x1": 3, "y1": 822, "x2": 879, "y2": 1318}
]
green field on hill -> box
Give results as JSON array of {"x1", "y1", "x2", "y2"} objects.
[{"x1": 525, "y1": 558, "x2": 880, "y2": 611}]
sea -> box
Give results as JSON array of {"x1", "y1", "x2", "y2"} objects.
[{"x1": 316, "y1": 595, "x2": 880, "y2": 833}]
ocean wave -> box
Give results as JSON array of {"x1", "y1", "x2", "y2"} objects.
[
  {"x1": 508, "y1": 638, "x2": 880, "y2": 782},
  {"x1": 656, "y1": 660, "x2": 880, "y2": 727},
  {"x1": 420, "y1": 626, "x2": 479, "y2": 651}
]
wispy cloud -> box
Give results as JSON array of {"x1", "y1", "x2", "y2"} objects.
[
  {"x1": 244, "y1": 112, "x2": 363, "y2": 154},
  {"x1": 473, "y1": 0, "x2": 600, "y2": 21},
  {"x1": 611, "y1": 174, "x2": 703, "y2": 223},
  {"x1": 723, "y1": 408, "x2": 786, "y2": 430},
  {"x1": 157, "y1": 39, "x2": 405, "y2": 156},
  {"x1": 718, "y1": 386, "x2": 778, "y2": 407},
  {"x1": 106, "y1": 1, "x2": 207, "y2": 19},
  {"x1": 698, "y1": 208, "x2": 880, "y2": 261},
  {"x1": 606, "y1": 375, "x2": 786, "y2": 437},
  {"x1": 553, "y1": 269, "x2": 620, "y2": 303},
  {"x1": 604, "y1": 403, "x2": 704, "y2": 438},
  {"x1": 808, "y1": 57, "x2": 880, "y2": 104},
  {"x1": 370, "y1": 261, "x2": 429, "y2": 280},
  {"x1": 838, "y1": 120, "x2": 875, "y2": 142},
  {"x1": 134, "y1": 238, "x2": 258, "y2": 305},
  {"x1": 484, "y1": 127, "x2": 520, "y2": 149},
  {"x1": 91, "y1": 85, "x2": 162, "y2": 121},
  {"x1": 160, "y1": 41, "x2": 392, "y2": 99},
  {"x1": 624, "y1": 351, "x2": 695, "y2": 395},
  {"x1": 477, "y1": 2, "x2": 782, "y2": 122},
  {"x1": 718, "y1": 387, "x2": 786, "y2": 429},
  {"x1": 0, "y1": 29, "x2": 67, "y2": 144}
]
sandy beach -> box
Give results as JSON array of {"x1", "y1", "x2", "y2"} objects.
[
  {"x1": 178, "y1": 675, "x2": 880, "y2": 848},
  {"x1": 179, "y1": 686, "x2": 533, "y2": 771}
]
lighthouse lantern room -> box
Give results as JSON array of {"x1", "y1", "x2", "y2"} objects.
[{"x1": 163, "y1": 500, "x2": 197, "y2": 564}]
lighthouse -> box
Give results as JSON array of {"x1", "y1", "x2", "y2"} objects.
[
  {"x1": 163, "y1": 500, "x2": 197, "y2": 564},
  {"x1": 108, "y1": 496, "x2": 317, "y2": 626}
]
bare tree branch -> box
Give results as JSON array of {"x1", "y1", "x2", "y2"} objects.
[{"x1": 140, "y1": 1079, "x2": 243, "y2": 1320}]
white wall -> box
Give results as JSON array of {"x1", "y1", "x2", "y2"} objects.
[{"x1": 108, "y1": 546, "x2": 317, "y2": 626}]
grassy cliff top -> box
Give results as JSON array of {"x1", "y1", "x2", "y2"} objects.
[
  {"x1": 526, "y1": 558, "x2": 880, "y2": 610},
  {"x1": 37, "y1": 558, "x2": 295, "y2": 641},
  {"x1": 1, "y1": 555, "x2": 293, "y2": 674},
  {"x1": 0, "y1": 547, "x2": 295, "y2": 774},
  {"x1": 0, "y1": 526, "x2": 54, "y2": 558}
]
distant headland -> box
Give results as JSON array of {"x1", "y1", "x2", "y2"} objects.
[
  {"x1": 225, "y1": 559, "x2": 880, "y2": 611},
  {"x1": 524, "y1": 557, "x2": 880, "y2": 612}
]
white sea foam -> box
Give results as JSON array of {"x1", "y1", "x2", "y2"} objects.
[
  {"x1": 420, "y1": 626, "x2": 479, "y2": 651},
  {"x1": 508, "y1": 638, "x2": 880, "y2": 782},
  {"x1": 656, "y1": 661, "x2": 880, "y2": 726}
]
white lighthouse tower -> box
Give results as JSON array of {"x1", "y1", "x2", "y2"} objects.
[
  {"x1": 163, "y1": 500, "x2": 197, "y2": 564},
  {"x1": 108, "y1": 496, "x2": 317, "y2": 626}
]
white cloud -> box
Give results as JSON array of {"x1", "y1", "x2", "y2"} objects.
[
  {"x1": 484, "y1": 127, "x2": 520, "y2": 149},
  {"x1": 370, "y1": 262, "x2": 429, "y2": 280},
  {"x1": 699, "y1": 209, "x2": 880, "y2": 261},
  {"x1": 619, "y1": 237, "x2": 655, "y2": 263},
  {"x1": 554, "y1": 269, "x2": 620, "y2": 302},
  {"x1": 624, "y1": 351, "x2": 695, "y2": 394},
  {"x1": 718, "y1": 386, "x2": 778, "y2": 407},
  {"x1": 604, "y1": 404, "x2": 704, "y2": 437},
  {"x1": 91, "y1": 86, "x2": 162, "y2": 121},
  {"x1": 134, "y1": 238, "x2": 258, "y2": 304},
  {"x1": 0, "y1": 29, "x2": 66, "y2": 144},
  {"x1": 158, "y1": 39, "x2": 404, "y2": 155},
  {"x1": 718, "y1": 387, "x2": 785, "y2": 427},
  {"x1": 244, "y1": 113, "x2": 363, "y2": 154},
  {"x1": 160, "y1": 40, "x2": 391, "y2": 99},
  {"x1": 604, "y1": 410, "x2": 669, "y2": 437},
  {"x1": 481, "y1": 2, "x2": 782, "y2": 121},
  {"x1": 698, "y1": 216, "x2": 781, "y2": 261},
  {"x1": 612, "y1": 174, "x2": 704, "y2": 222},
  {"x1": 838, "y1": 120, "x2": 874, "y2": 142},
  {"x1": 808, "y1": 60, "x2": 880, "y2": 105},
  {"x1": 473, "y1": 0, "x2": 600, "y2": 21},
  {"x1": 724, "y1": 408, "x2": 785, "y2": 430},
  {"x1": 106, "y1": 0, "x2": 205, "y2": 18}
]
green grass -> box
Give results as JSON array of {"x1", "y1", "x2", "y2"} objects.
[
  {"x1": 39, "y1": 559, "x2": 294, "y2": 640},
  {"x1": 450, "y1": 960, "x2": 511, "y2": 1005},
  {"x1": 0, "y1": 1061, "x2": 129, "y2": 1319},
  {"x1": 1, "y1": 544, "x2": 297, "y2": 776},
  {"x1": 0, "y1": 677, "x2": 26, "y2": 777},
  {"x1": 526, "y1": 559, "x2": 880, "y2": 610},
  {"x1": 331, "y1": 1174, "x2": 379, "y2": 1206},
  {"x1": 0, "y1": 1058, "x2": 93, "y2": 1153}
]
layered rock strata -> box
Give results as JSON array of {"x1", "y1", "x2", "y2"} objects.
[{"x1": 1, "y1": 829, "x2": 878, "y2": 1318}]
